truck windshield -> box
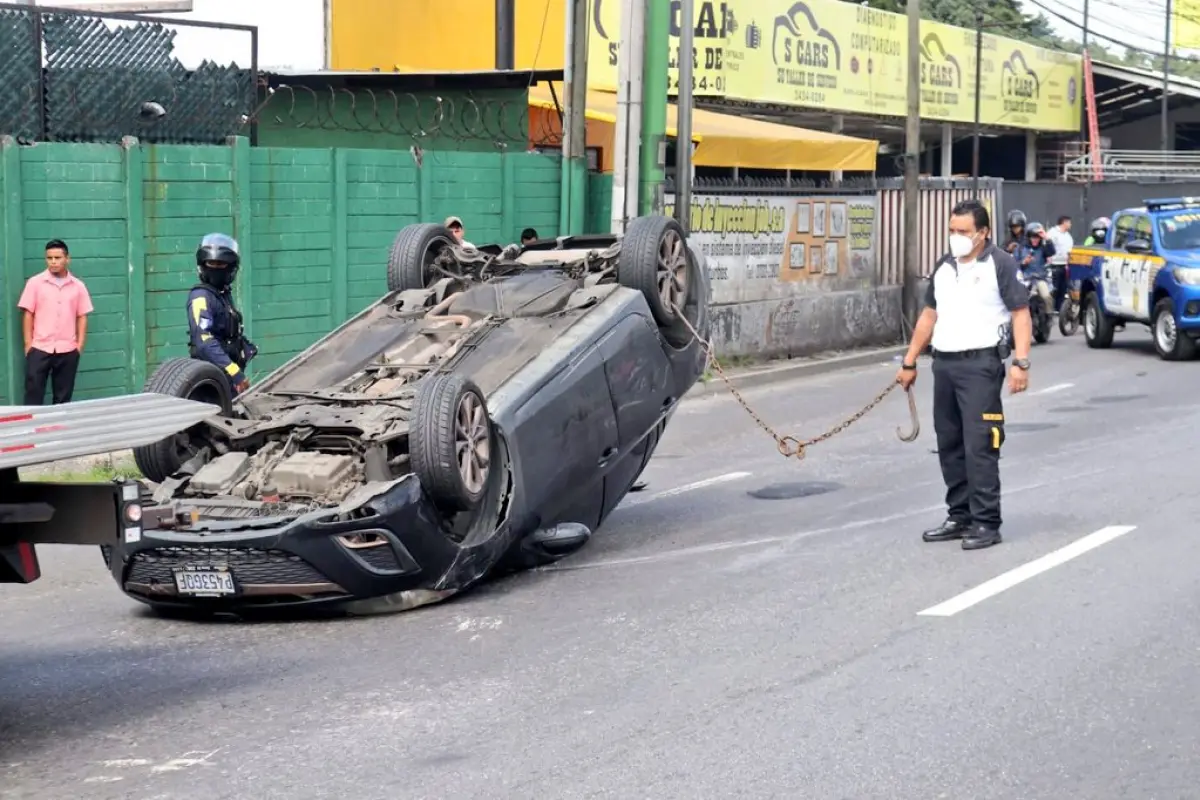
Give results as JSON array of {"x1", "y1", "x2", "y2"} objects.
[{"x1": 1157, "y1": 212, "x2": 1200, "y2": 250}]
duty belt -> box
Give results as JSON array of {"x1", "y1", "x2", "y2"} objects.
[{"x1": 932, "y1": 347, "x2": 1001, "y2": 360}]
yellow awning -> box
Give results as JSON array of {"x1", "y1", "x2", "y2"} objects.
[{"x1": 528, "y1": 85, "x2": 878, "y2": 173}]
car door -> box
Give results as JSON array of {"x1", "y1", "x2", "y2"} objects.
[
  {"x1": 1102, "y1": 213, "x2": 1138, "y2": 316},
  {"x1": 509, "y1": 342, "x2": 618, "y2": 532},
  {"x1": 598, "y1": 311, "x2": 674, "y2": 519}
]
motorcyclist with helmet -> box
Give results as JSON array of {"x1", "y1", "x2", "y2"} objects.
[
  {"x1": 186, "y1": 233, "x2": 258, "y2": 397},
  {"x1": 1004, "y1": 209, "x2": 1028, "y2": 254},
  {"x1": 1015, "y1": 222, "x2": 1057, "y2": 317},
  {"x1": 1083, "y1": 216, "x2": 1111, "y2": 246}
]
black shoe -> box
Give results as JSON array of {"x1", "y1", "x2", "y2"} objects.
[
  {"x1": 922, "y1": 518, "x2": 971, "y2": 543},
  {"x1": 962, "y1": 526, "x2": 1002, "y2": 550}
]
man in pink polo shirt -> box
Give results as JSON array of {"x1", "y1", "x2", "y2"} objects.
[{"x1": 18, "y1": 239, "x2": 93, "y2": 405}]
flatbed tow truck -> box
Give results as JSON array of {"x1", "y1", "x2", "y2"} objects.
[{"x1": 0, "y1": 393, "x2": 219, "y2": 588}]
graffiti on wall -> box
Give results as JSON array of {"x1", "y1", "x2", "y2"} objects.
[{"x1": 664, "y1": 192, "x2": 879, "y2": 303}]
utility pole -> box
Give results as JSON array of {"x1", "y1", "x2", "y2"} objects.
[
  {"x1": 495, "y1": 0, "x2": 515, "y2": 70},
  {"x1": 639, "y1": 0, "x2": 669, "y2": 216},
  {"x1": 674, "y1": 0, "x2": 695, "y2": 233},
  {"x1": 1082, "y1": 0, "x2": 1091, "y2": 215},
  {"x1": 560, "y1": 0, "x2": 589, "y2": 235},
  {"x1": 1163, "y1": 0, "x2": 1173, "y2": 152},
  {"x1": 611, "y1": 0, "x2": 645, "y2": 234},
  {"x1": 971, "y1": 11, "x2": 983, "y2": 198},
  {"x1": 902, "y1": 0, "x2": 922, "y2": 331}
]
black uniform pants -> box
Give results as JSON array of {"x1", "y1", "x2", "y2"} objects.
[
  {"x1": 932, "y1": 349, "x2": 1006, "y2": 529},
  {"x1": 24, "y1": 347, "x2": 80, "y2": 406}
]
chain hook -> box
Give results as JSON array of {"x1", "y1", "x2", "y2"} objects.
[{"x1": 896, "y1": 385, "x2": 920, "y2": 442}]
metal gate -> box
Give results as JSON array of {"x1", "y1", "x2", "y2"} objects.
[{"x1": 876, "y1": 178, "x2": 1002, "y2": 285}]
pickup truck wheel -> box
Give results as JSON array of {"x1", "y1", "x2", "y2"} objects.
[
  {"x1": 410, "y1": 373, "x2": 492, "y2": 514},
  {"x1": 388, "y1": 223, "x2": 455, "y2": 292},
  {"x1": 1083, "y1": 293, "x2": 1115, "y2": 349},
  {"x1": 1152, "y1": 297, "x2": 1197, "y2": 360},
  {"x1": 133, "y1": 358, "x2": 233, "y2": 483},
  {"x1": 618, "y1": 215, "x2": 703, "y2": 348}
]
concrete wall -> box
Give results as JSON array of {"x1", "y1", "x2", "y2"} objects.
[
  {"x1": 664, "y1": 191, "x2": 903, "y2": 359},
  {"x1": 0, "y1": 137, "x2": 562, "y2": 405},
  {"x1": 1101, "y1": 106, "x2": 1200, "y2": 151},
  {"x1": 1000, "y1": 180, "x2": 1200, "y2": 230}
]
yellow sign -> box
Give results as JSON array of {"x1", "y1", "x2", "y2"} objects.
[
  {"x1": 1173, "y1": 0, "x2": 1200, "y2": 49},
  {"x1": 584, "y1": 0, "x2": 1082, "y2": 132}
]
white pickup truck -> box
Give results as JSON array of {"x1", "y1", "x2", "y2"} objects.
[{"x1": 0, "y1": 393, "x2": 218, "y2": 587}]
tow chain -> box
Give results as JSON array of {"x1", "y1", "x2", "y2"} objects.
[{"x1": 671, "y1": 303, "x2": 921, "y2": 460}]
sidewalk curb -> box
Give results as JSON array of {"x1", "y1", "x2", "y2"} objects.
[{"x1": 683, "y1": 346, "x2": 907, "y2": 401}]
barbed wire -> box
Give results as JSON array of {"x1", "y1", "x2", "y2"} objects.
[{"x1": 248, "y1": 85, "x2": 533, "y2": 148}]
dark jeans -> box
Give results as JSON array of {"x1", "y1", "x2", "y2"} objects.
[
  {"x1": 24, "y1": 348, "x2": 80, "y2": 405},
  {"x1": 932, "y1": 349, "x2": 1006, "y2": 529}
]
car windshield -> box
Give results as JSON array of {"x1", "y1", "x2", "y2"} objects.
[{"x1": 1157, "y1": 211, "x2": 1200, "y2": 250}]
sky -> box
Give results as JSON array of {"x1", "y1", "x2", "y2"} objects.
[
  {"x1": 32, "y1": 0, "x2": 327, "y2": 71},
  {"x1": 1016, "y1": 0, "x2": 1184, "y2": 58}
]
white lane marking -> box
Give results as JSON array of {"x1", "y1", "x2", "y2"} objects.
[
  {"x1": 547, "y1": 466, "x2": 1126, "y2": 572},
  {"x1": 917, "y1": 525, "x2": 1138, "y2": 617},
  {"x1": 1027, "y1": 382, "x2": 1074, "y2": 397},
  {"x1": 625, "y1": 471, "x2": 752, "y2": 506}
]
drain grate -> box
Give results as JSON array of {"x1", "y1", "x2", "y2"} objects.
[{"x1": 748, "y1": 482, "x2": 841, "y2": 500}]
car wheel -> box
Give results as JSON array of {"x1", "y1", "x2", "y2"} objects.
[
  {"x1": 133, "y1": 358, "x2": 233, "y2": 483},
  {"x1": 387, "y1": 223, "x2": 455, "y2": 292},
  {"x1": 410, "y1": 373, "x2": 493, "y2": 513},
  {"x1": 617, "y1": 215, "x2": 703, "y2": 348},
  {"x1": 1152, "y1": 297, "x2": 1197, "y2": 360},
  {"x1": 1083, "y1": 293, "x2": 1115, "y2": 349}
]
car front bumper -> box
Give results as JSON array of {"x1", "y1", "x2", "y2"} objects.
[{"x1": 105, "y1": 476, "x2": 478, "y2": 612}]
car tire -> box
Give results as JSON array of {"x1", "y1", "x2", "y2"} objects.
[
  {"x1": 410, "y1": 373, "x2": 492, "y2": 514},
  {"x1": 387, "y1": 223, "x2": 455, "y2": 293},
  {"x1": 1152, "y1": 297, "x2": 1197, "y2": 361},
  {"x1": 617, "y1": 215, "x2": 703, "y2": 348},
  {"x1": 1083, "y1": 292, "x2": 1115, "y2": 349},
  {"x1": 133, "y1": 358, "x2": 233, "y2": 483}
]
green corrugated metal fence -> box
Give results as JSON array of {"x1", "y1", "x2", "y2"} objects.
[{"x1": 0, "y1": 136, "x2": 563, "y2": 404}]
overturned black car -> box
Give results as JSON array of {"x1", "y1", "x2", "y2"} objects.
[{"x1": 104, "y1": 215, "x2": 711, "y2": 616}]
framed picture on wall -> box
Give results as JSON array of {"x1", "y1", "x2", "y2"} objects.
[
  {"x1": 810, "y1": 243, "x2": 824, "y2": 274},
  {"x1": 812, "y1": 202, "x2": 827, "y2": 238},
  {"x1": 824, "y1": 241, "x2": 840, "y2": 275},
  {"x1": 795, "y1": 202, "x2": 811, "y2": 235},
  {"x1": 789, "y1": 242, "x2": 806, "y2": 270},
  {"x1": 829, "y1": 202, "x2": 847, "y2": 238}
]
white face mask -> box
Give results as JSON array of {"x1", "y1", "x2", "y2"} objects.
[{"x1": 949, "y1": 232, "x2": 978, "y2": 259}]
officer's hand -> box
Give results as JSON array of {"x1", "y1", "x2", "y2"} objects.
[
  {"x1": 1007, "y1": 365, "x2": 1028, "y2": 394},
  {"x1": 234, "y1": 378, "x2": 250, "y2": 394},
  {"x1": 896, "y1": 366, "x2": 917, "y2": 390}
]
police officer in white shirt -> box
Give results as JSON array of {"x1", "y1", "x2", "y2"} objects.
[{"x1": 896, "y1": 200, "x2": 1032, "y2": 551}]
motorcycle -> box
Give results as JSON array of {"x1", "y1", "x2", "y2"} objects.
[
  {"x1": 1058, "y1": 264, "x2": 1081, "y2": 337},
  {"x1": 1019, "y1": 270, "x2": 1053, "y2": 344}
]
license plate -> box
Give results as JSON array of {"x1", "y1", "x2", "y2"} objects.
[{"x1": 173, "y1": 566, "x2": 236, "y2": 597}]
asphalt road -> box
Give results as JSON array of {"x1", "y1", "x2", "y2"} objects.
[{"x1": 4, "y1": 327, "x2": 1200, "y2": 799}]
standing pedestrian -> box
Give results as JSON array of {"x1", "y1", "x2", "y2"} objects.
[
  {"x1": 1047, "y1": 215, "x2": 1074, "y2": 311},
  {"x1": 896, "y1": 200, "x2": 1032, "y2": 550},
  {"x1": 18, "y1": 239, "x2": 93, "y2": 405}
]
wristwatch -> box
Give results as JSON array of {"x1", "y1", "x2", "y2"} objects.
[
  {"x1": 901, "y1": 362, "x2": 917, "y2": 371},
  {"x1": 1012, "y1": 358, "x2": 1031, "y2": 370}
]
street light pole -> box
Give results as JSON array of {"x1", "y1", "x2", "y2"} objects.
[
  {"x1": 972, "y1": 11, "x2": 983, "y2": 198},
  {"x1": 675, "y1": 0, "x2": 695, "y2": 234},
  {"x1": 902, "y1": 0, "x2": 921, "y2": 331},
  {"x1": 1163, "y1": 0, "x2": 1173, "y2": 152}
]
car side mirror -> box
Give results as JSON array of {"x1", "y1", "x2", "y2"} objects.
[{"x1": 1126, "y1": 238, "x2": 1152, "y2": 254}]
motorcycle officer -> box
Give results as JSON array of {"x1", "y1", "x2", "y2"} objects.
[
  {"x1": 1083, "y1": 216, "x2": 1111, "y2": 246},
  {"x1": 1016, "y1": 222, "x2": 1057, "y2": 316},
  {"x1": 187, "y1": 233, "x2": 257, "y2": 397}
]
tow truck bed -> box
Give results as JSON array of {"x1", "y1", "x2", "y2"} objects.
[{"x1": 0, "y1": 393, "x2": 220, "y2": 585}]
